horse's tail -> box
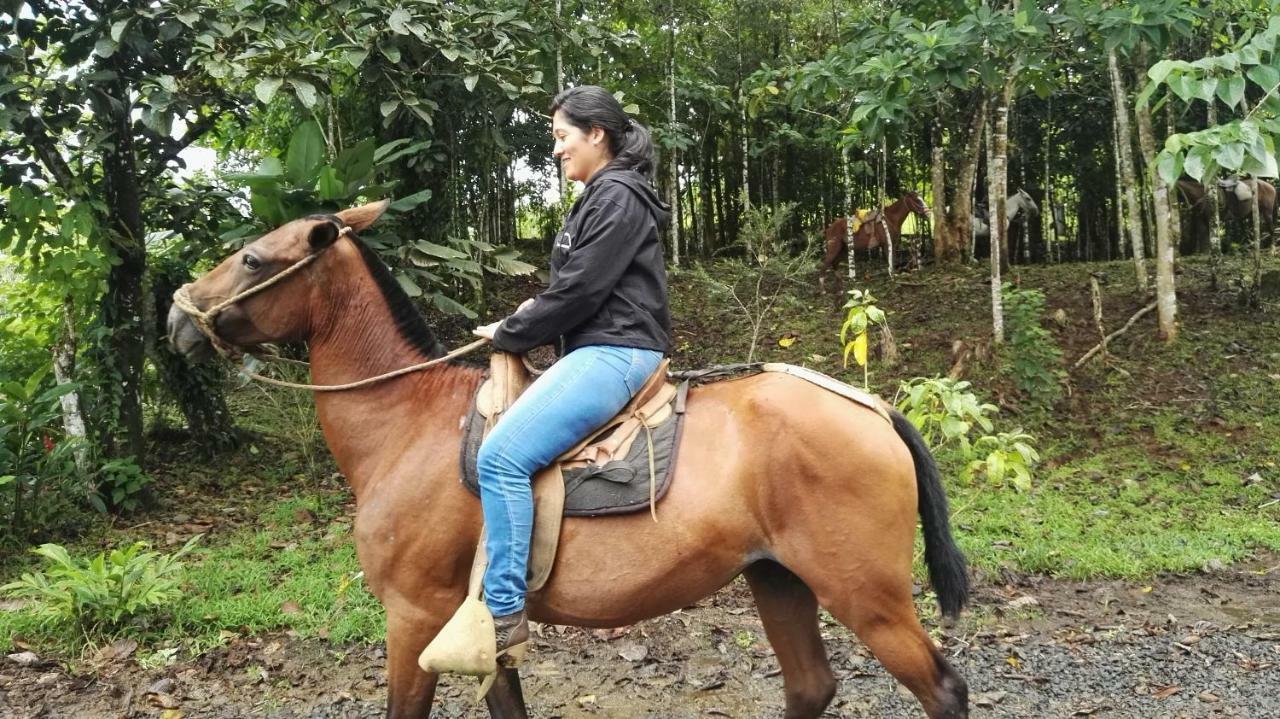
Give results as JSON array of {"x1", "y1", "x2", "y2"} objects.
[{"x1": 890, "y1": 410, "x2": 969, "y2": 619}]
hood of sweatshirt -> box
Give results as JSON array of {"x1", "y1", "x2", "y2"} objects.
[{"x1": 584, "y1": 167, "x2": 672, "y2": 227}]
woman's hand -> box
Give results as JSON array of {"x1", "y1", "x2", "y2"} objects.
[
  {"x1": 472, "y1": 321, "x2": 501, "y2": 340},
  {"x1": 515, "y1": 298, "x2": 536, "y2": 313}
]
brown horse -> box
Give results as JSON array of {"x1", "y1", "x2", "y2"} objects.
[
  {"x1": 1217, "y1": 176, "x2": 1277, "y2": 240},
  {"x1": 819, "y1": 191, "x2": 931, "y2": 291},
  {"x1": 167, "y1": 201, "x2": 970, "y2": 719},
  {"x1": 1175, "y1": 178, "x2": 1212, "y2": 255}
]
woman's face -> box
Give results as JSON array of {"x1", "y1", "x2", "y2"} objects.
[{"x1": 552, "y1": 110, "x2": 610, "y2": 183}]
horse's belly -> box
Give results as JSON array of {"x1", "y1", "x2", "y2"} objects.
[
  {"x1": 528, "y1": 511, "x2": 753, "y2": 627},
  {"x1": 529, "y1": 393, "x2": 762, "y2": 626}
]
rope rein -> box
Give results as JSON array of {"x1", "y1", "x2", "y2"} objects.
[{"x1": 172, "y1": 224, "x2": 493, "y2": 392}]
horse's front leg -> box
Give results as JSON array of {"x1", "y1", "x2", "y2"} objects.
[
  {"x1": 484, "y1": 667, "x2": 529, "y2": 719},
  {"x1": 385, "y1": 607, "x2": 442, "y2": 719}
]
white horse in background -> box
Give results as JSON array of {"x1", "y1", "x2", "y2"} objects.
[{"x1": 972, "y1": 188, "x2": 1040, "y2": 238}]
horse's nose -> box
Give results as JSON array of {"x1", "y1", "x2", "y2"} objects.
[{"x1": 167, "y1": 302, "x2": 213, "y2": 361}]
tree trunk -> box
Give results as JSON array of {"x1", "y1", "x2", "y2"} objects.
[
  {"x1": 1133, "y1": 81, "x2": 1177, "y2": 341},
  {"x1": 938, "y1": 94, "x2": 988, "y2": 264},
  {"x1": 1250, "y1": 179, "x2": 1263, "y2": 305},
  {"x1": 51, "y1": 296, "x2": 90, "y2": 474},
  {"x1": 843, "y1": 144, "x2": 856, "y2": 280},
  {"x1": 986, "y1": 86, "x2": 1007, "y2": 345},
  {"x1": 555, "y1": 0, "x2": 567, "y2": 203},
  {"x1": 1107, "y1": 50, "x2": 1149, "y2": 293},
  {"x1": 1206, "y1": 101, "x2": 1223, "y2": 289},
  {"x1": 668, "y1": 12, "x2": 681, "y2": 266},
  {"x1": 1043, "y1": 99, "x2": 1054, "y2": 264},
  {"x1": 931, "y1": 118, "x2": 947, "y2": 259},
  {"x1": 881, "y1": 142, "x2": 893, "y2": 278},
  {"x1": 101, "y1": 99, "x2": 148, "y2": 463},
  {"x1": 1112, "y1": 110, "x2": 1126, "y2": 262}
]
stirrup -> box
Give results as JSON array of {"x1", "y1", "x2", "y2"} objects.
[{"x1": 417, "y1": 595, "x2": 497, "y2": 676}]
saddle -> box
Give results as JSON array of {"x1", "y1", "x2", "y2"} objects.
[{"x1": 466, "y1": 351, "x2": 683, "y2": 593}]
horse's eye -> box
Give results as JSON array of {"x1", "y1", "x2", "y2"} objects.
[{"x1": 243, "y1": 254, "x2": 261, "y2": 271}]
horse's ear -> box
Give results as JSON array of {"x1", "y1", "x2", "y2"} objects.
[
  {"x1": 336, "y1": 199, "x2": 391, "y2": 233},
  {"x1": 308, "y1": 219, "x2": 341, "y2": 250}
]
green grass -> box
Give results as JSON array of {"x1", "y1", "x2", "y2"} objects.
[
  {"x1": 943, "y1": 437, "x2": 1280, "y2": 579},
  {"x1": 0, "y1": 489, "x2": 382, "y2": 655}
]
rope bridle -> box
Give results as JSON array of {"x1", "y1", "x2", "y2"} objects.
[{"x1": 171, "y1": 222, "x2": 490, "y2": 392}]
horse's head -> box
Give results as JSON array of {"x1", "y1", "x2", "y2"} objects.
[
  {"x1": 904, "y1": 190, "x2": 931, "y2": 217},
  {"x1": 167, "y1": 200, "x2": 389, "y2": 361},
  {"x1": 1218, "y1": 175, "x2": 1255, "y2": 202},
  {"x1": 1017, "y1": 189, "x2": 1040, "y2": 218}
]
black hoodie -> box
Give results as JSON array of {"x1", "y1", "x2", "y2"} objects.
[{"x1": 492, "y1": 167, "x2": 672, "y2": 355}]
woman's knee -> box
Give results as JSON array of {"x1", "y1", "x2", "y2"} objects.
[{"x1": 477, "y1": 438, "x2": 532, "y2": 479}]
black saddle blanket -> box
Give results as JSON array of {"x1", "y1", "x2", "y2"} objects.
[{"x1": 459, "y1": 383, "x2": 686, "y2": 517}]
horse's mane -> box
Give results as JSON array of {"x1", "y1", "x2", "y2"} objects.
[{"x1": 348, "y1": 234, "x2": 446, "y2": 359}]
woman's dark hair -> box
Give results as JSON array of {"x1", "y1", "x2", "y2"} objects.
[{"x1": 551, "y1": 85, "x2": 657, "y2": 181}]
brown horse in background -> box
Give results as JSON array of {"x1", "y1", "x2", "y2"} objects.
[
  {"x1": 167, "y1": 201, "x2": 970, "y2": 719},
  {"x1": 1218, "y1": 176, "x2": 1277, "y2": 240},
  {"x1": 819, "y1": 190, "x2": 931, "y2": 291}
]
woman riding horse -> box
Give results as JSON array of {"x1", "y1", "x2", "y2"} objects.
[{"x1": 470, "y1": 85, "x2": 671, "y2": 661}]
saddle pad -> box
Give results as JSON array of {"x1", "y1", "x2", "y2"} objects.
[{"x1": 459, "y1": 385, "x2": 686, "y2": 517}]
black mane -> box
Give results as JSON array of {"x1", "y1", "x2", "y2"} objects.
[{"x1": 349, "y1": 235, "x2": 446, "y2": 359}]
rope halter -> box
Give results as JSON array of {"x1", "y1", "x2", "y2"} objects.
[
  {"x1": 170, "y1": 221, "x2": 491, "y2": 392},
  {"x1": 171, "y1": 232, "x2": 335, "y2": 360}
]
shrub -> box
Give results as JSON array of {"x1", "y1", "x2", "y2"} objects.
[
  {"x1": 1, "y1": 536, "x2": 201, "y2": 636},
  {"x1": 1000, "y1": 284, "x2": 1064, "y2": 409},
  {"x1": 0, "y1": 366, "x2": 92, "y2": 548},
  {"x1": 964, "y1": 430, "x2": 1040, "y2": 491},
  {"x1": 895, "y1": 376, "x2": 997, "y2": 456}
]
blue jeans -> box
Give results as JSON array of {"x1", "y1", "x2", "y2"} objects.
[{"x1": 477, "y1": 344, "x2": 664, "y2": 616}]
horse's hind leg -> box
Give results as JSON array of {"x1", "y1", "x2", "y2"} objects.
[
  {"x1": 744, "y1": 561, "x2": 837, "y2": 719},
  {"x1": 810, "y1": 569, "x2": 967, "y2": 719}
]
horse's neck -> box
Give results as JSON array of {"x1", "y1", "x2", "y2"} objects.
[
  {"x1": 883, "y1": 200, "x2": 910, "y2": 228},
  {"x1": 1006, "y1": 196, "x2": 1022, "y2": 220},
  {"x1": 305, "y1": 250, "x2": 481, "y2": 501}
]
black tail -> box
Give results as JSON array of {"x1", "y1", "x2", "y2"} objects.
[{"x1": 890, "y1": 410, "x2": 969, "y2": 618}]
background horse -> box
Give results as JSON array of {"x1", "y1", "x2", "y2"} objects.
[
  {"x1": 1217, "y1": 176, "x2": 1277, "y2": 241},
  {"x1": 1176, "y1": 178, "x2": 1212, "y2": 254},
  {"x1": 971, "y1": 188, "x2": 1040, "y2": 239},
  {"x1": 168, "y1": 201, "x2": 970, "y2": 719},
  {"x1": 971, "y1": 188, "x2": 1039, "y2": 269},
  {"x1": 819, "y1": 190, "x2": 931, "y2": 290}
]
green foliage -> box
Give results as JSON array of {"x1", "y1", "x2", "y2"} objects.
[
  {"x1": 1, "y1": 536, "x2": 200, "y2": 636},
  {"x1": 737, "y1": 201, "x2": 797, "y2": 262},
  {"x1": 223, "y1": 122, "x2": 535, "y2": 318},
  {"x1": 0, "y1": 366, "x2": 90, "y2": 549},
  {"x1": 964, "y1": 430, "x2": 1040, "y2": 492},
  {"x1": 999, "y1": 284, "x2": 1064, "y2": 409},
  {"x1": 839, "y1": 289, "x2": 887, "y2": 388},
  {"x1": 91, "y1": 459, "x2": 150, "y2": 514},
  {"x1": 894, "y1": 377, "x2": 997, "y2": 456},
  {"x1": 1143, "y1": 11, "x2": 1280, "y2": 184}
]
